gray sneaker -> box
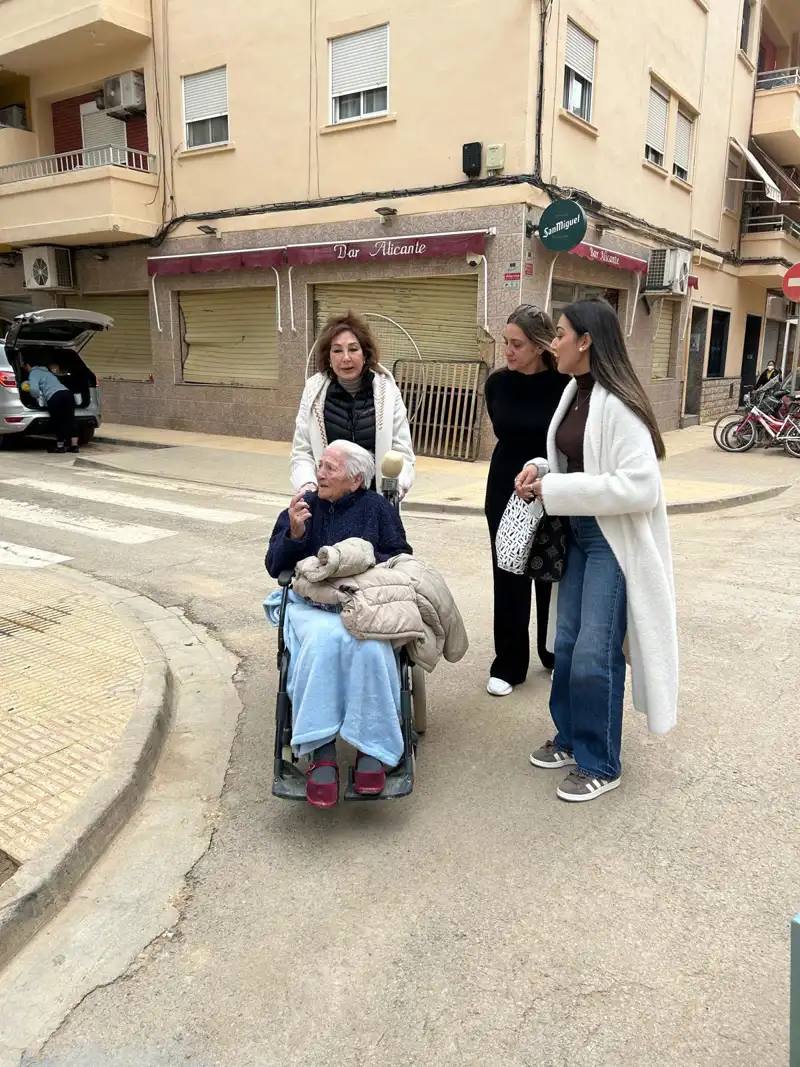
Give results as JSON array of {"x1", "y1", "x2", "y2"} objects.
[
  {"x1": 556, "y1": 769, "x2": 621, "y2": 803},
  {"x1": 529, "y1": 740, "x2": 576, "y2": 769}
]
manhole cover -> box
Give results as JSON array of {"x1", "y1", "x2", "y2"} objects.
[
  {"x1": 0, "y1": 849, "x2": 18, "y2": 888},
  {"x1": 0, "y1": 605, "x2": 70, "y2": 639}
]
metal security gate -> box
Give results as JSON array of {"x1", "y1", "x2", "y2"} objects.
[{"x1": 393, "y1": 359, "x2": 486, "y2": 461}]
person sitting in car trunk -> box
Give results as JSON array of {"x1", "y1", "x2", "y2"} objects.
[{"x1": 23, "y1": 362, "x2": 79, "y2": 454}]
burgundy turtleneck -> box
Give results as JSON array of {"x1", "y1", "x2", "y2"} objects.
[{"x1": 555, "y1": 373, "x2": 594, "y2": 474}]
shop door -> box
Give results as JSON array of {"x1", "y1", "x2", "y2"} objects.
[
  {"x1": 739, "y1": 314, "x2": 762, "y2": 404},
  {"x1": 684, "y1": 307, "x2": 708, "y2": 417},
  {"x1": 313, "y1": 276, "x2": 480, "y2": 364},
  {"x1": 707, "y1": 310, "x2": 731, "y2": 379},
  {"x1": 180, "y1": 288, "x2": 278, "y2": 386},
  {"x1": 313, "y1": 276, "x2": 484, "y2": 460}
]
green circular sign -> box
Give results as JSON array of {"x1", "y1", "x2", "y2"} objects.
[{"x1": 537, "y1": 200, "x2": 588, "y2": 252}]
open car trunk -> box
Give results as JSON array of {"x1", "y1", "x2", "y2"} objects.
[
  {"x1": 12, "y1": 349, "x2": 96, "y2": 411},
  {"x1": 4, "y1": 309, "x2": 110, "y2": 412}
]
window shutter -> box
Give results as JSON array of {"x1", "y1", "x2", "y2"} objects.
[
  {"x1": 674, "y1": 111, "x2": 692, "y2": 173},
  {"x1": 73, "y1": 295, "x2": 153, "y2": 382},
  {"x1": 652, "y1": 301, "x2": 677, "y2": 380},
  {"x1": 331, "y1": 25, "x2": 389, "y2": 97},
  {"x1": 646, "y1": 86, "x2": 669, "y2": 154},
  {"x1": 183, "y1": 67, "x2": 228, "y2": 123},
  {"x1": 181, "y1": 288, "x2": 278, "y2": 386},
  {"x1": 565, "y1": 21, "x2": 596, "y2": 82}
]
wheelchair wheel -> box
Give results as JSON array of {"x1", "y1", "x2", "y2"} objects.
[{"x1": 411, "y1": 665, "x2": 427, "y2": 734}]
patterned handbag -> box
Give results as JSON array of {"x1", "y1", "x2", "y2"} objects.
[
  {"x1": 495, "y1": 492, "x2": 543, "y2": 575},
  {"x1": 525, "y1": 508, "x2": 570, "y2": 583}
]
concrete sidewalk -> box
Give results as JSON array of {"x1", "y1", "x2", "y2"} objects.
[
  {"x1": 89, "y1": 421, "x2": 799, "y2": 513},
  {"x1": 0, "y1": 570, "x2": 146, "y2": 875},
  {"x1": 0, "y1": 566, "x2": 238, "y2": 970}
]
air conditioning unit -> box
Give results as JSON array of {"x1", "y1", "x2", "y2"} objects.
[
  {"x1": 22, "y1": 247, "x2": 75, "y2": 291},
  {"x1": 766, "y1": 294, "x2": 791, "y2": 321},
  {"x1": 0, "y1": 104, "x2": 28, "y2": 131},
  {"x1": 645, "y1": 247, "x2": 692, "y2": 297},
  {"x1": 103, "y1": 71, "x2": 146, "y2": 118}
]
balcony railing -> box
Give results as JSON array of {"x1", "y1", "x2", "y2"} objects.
[
  {"x1": 0, "y1": 145, "x2": 157, "y2": 185},
  {"x1": 745, "y1": 213, "x2": 800, "y2": 242},
  {"x1": 756, "y1": 67, "x2": 800, "y2": 91}
]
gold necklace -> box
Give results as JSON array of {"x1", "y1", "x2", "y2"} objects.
[{"x1": 573, "y1": 393, "x2": 591, "y2": 412}]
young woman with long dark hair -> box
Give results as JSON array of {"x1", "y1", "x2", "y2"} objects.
[
  {"x1": 484, "y1": 304, "x2": 568, "y2": 697},
  {"x1": 517, "y1": 297, "x2": 678, "y2": 802}
]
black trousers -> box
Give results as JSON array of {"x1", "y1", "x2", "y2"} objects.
[
  {"x1": 489, "y1": 537, "x2": 554, "y2": 685},
  {"x1": 47, "y1": 390, "x2": 76, "y2": 443}
]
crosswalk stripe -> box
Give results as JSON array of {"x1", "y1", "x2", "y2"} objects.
[
  {"x1": 1, "y1": 478, "x2": 260, "y2": 524},
  {"x1": 0, "y1": 540, "x2": 72, "y2": 568},
  {"x1": 74, "y1": 468, "x2": 288, "y2": 506},
  {"x1": 0, "y1": 499, "x2": 174, "y2": 545}
]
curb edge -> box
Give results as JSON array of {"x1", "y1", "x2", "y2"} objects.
[{"x1": 0, "y1": 610, "x2": 173, "y2": 971}]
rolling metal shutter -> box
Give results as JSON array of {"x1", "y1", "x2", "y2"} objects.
[
  {"x1": 181, "y1": 288, "x2": 278, "y2": 386},
  {"x1": 331, "y1": 25, "x2": 389, "y2": 97},
  {"x1": 313, "y1": 276, "x2": 480, "y2": 365},
  {"x1": 565, "y1": 21, "x2": 596, "y2": 81},
  {"x1": 651, "y1": 300, "x2": 677, "y2": 380},
  {"x1": 73, "y1": 294, "x2": 152, "y2": 381},
  {"x1": 674, "y1": 111, "x2": 693, "y2": 175},
  {"x1": 183, "y1": 67, "x2": 228, "y2": 125},
  {"x1": 646, "y1": 86, "x2": 669, "y2": 157}
]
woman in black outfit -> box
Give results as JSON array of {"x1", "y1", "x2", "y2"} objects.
[{"x1": 484, "y1": 304, "x2": 568, "y2": 697}]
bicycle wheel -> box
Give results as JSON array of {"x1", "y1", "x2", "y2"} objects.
[
  {"x1": 784, "y1": 433, "x2": 800, "y2": 458},
  {"x1": 713, "y1": 412, "x2": 743, "y2": 449},
  {"x1": 720, "y1": 418, "x2": 757, "y2": 452}
]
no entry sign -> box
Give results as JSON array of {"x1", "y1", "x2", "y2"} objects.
[{"x1": 783, "y1": 263, "x2": 800, "y2": 301}]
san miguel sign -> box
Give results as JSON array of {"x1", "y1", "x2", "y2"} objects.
[
  {"x1": 537, "y1": 200, "x2": 588, "y2": 253},
  {"x1": 286, "y1": 231, "x2": 486, "y2": 266}
]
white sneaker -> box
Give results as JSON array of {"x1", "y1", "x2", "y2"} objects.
[{"x1": 487, "y1": 677, "x2": 513, "y2": 697}]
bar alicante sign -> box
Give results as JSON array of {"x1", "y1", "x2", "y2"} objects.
[{"x1": 537, "y1": 200, "x2": 588, "y2": 253}]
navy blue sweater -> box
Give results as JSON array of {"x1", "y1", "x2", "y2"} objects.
[{"x1": 265, "y1": 489, "x2": 412, "y2": 578}]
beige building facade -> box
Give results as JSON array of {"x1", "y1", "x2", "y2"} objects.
[{"x1": 0, "y1": 0, "x2": 799, "y2": 456}]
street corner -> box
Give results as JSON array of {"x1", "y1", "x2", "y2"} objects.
[{"x1": 0, "y1": 566, "x2": 237, "y2": 971}]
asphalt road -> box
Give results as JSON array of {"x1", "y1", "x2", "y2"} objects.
[{"x1": 1, "y1": 440, "x2": 798, "y2": 1067}]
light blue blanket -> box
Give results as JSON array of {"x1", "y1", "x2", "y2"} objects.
[{"x1": 264, "y1": 590, "x2": 403, "y2": 766}]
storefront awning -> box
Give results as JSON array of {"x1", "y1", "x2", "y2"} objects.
[
  {"x1": 732, "y1": 138, "x2": 781, "y2": 203},
  {"x1": 147, "y1": 247, "x2": 285, "y2": 276},
  {"x1": 285, "y1": 230, "x2": 488, "y2": 266},
  {"x1": 568, "y1": 242, "x2": 649, "y2": 275},
  {"x1": 147, "y1": 230, "x2": 493, "y2": 276}
]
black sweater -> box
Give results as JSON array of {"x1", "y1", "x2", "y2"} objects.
[{"x1": 484, "y1": 368, "x2": 568, "y2": 531}]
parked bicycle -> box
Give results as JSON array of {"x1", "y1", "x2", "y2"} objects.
[{"x1": 714, "y1": 387, "x2": 800, "y2": 457}]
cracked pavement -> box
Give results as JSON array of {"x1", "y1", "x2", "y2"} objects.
[{"x1": 0, "y1": 443, "x2": 798, "y2": 1066}]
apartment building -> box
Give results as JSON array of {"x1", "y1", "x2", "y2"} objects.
[{"x1": 0, "y1": 0, "x2": 798, "y2": 456}]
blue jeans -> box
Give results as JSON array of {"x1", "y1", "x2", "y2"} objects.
[{"x1": 549, "y1": 517, "x2": 627, "y2": 780}]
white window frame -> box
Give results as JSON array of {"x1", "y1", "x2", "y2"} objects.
[
  {"x1": 563, "y1": 20, "x2": 596, "y2": 125},
  {"x1": 673, "y1": 109, "x2": 694, "y2": 182},
  {"x1": 330, "y1": 24, "x2": 390, "y2": 126},
  {"x1": 740, "y1": 0, "x2": 756, "y2": 58},
  {"x1": 182, "y1": 66, "x2": 230, "y2": 150},
  {"x1": 645, "y1": 84, "x2": 669, "y2": 169}
]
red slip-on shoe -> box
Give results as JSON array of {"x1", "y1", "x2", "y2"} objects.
[
  {"x1": 353, "y1": 752, "x2": 386, "y2": 795},
  {"x1": 306, "y1": 760, "x2": 339, "y2": 809}
]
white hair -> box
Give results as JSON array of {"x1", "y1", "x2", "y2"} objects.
[{"x1": 325, "y1": 440, "x2": 376, "y2": 487}]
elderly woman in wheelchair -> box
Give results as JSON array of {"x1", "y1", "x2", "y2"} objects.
[{"x1": 265, "y1": 440, "x2": 415, "y2": 808}]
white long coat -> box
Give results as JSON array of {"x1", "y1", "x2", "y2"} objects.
[
  {"x1": 536, "y1": 380, "x2": 678, "y2": 735},
  {"x1": 290, "y1": 364, "x2": 416, "y2": 495}
]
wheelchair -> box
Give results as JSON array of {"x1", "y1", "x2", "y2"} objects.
[{"x1": 271, "y1": 456, "x2": 427, "y2": 803}]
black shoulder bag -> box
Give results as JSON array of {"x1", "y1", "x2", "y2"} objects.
[{"x1": 525, "y1": 508, "x2": 570, "y2": 583}]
